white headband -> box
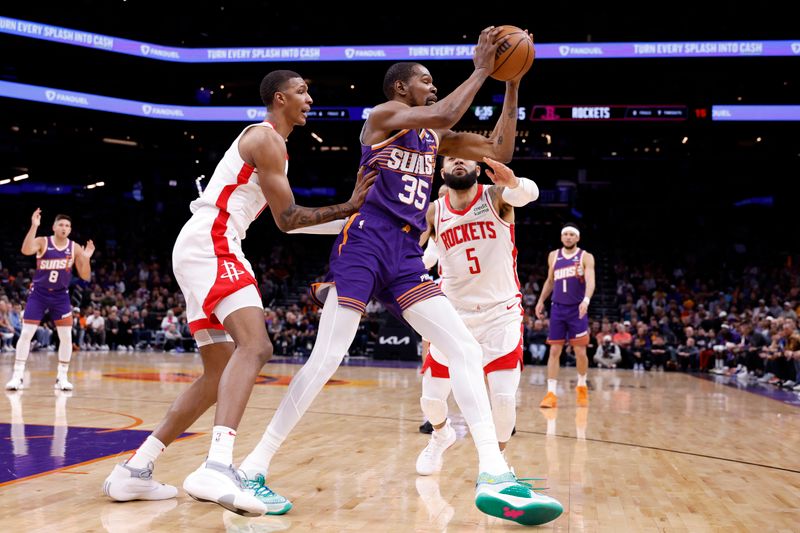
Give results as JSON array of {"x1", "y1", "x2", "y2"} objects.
[{"x1": 561, "y1": 226, "x2": 580, "y2": 236}]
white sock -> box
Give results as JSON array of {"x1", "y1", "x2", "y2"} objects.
[
  {"x1": 577, "y1": 374, "x2": 587, "y2": 387},
  {"x1": 240, "y1": 427, "x2": 282, "y2": 478},
  {"x1": 128, "y1": 435, "x2": 166, "y2": 469},
  {"x1": 547, "y1": 379, "x2": 558, "y2": 394},
  {"x1": 403, "y1": 296, "x2": 508, "y2": 475},
  {"x1": 56, "y1": 326, "x2": 72, "y2": 379},
  {"x1": 208, "y1": 426, "x2": 236, "y2": 466},
  {"x1": 547, "y1": 417, "x2": 556, "y2": 436}
]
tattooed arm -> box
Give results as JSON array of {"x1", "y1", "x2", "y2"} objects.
[
  {"x1": 435, "y1": 78, "x2": 521, "y2": 163},
  {"x1": 241, "y1": 127, "x2": 375, "y2": 232}
]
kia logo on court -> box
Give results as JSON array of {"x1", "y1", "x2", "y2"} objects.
[
  {"x1": 142, "y1": 104, "x2": 152, "y2": 115},
  {"x1": 45, "y1": 90, "x2": 56, "y2": 101},
  {"x1": 379, "y1": 336, "x2": 410, "y2": 345},
  {"x1": 140, "y1": 44, "x2": 150, "y2": 56},
  {"x1": 345, "y1": 48, "x2": 355, "y2": 59},
  {"x1": 792, "y1": 43, "x2": 800, "y2": 55}
]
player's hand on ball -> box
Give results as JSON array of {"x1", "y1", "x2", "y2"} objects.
[{"x1": 473, "y1": 26, "x2": 503, "y2": 73}]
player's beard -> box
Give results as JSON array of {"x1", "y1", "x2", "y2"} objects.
[{"x1": 442, "y1": 169, "x2": 478, "y2": 190}]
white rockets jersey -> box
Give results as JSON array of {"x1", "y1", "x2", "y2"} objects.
[
  {"x1": 432, "y1": 184, "x2": 521, "y2": 311},
  {"x1": 189, "y1": 121, "x2": 286, "y2": 240}
]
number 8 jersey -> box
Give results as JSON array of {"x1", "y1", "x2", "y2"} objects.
[
  {"x1": 359, "y1": 128, "x2": 438, "y2": 232},
  {"x1": 432, "y1": 184, "x2": 520, "y2": 311},
  {"x1": 33, "y1": 236, "x2": 74, "y2": 291}
]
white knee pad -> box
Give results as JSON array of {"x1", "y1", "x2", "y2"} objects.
[
  {"x1": 194, "y1": 328, "x2": 234, "y2": 347},
  {"x1": 491, "y1": 392, "x2": 516, "y2": 443},
  {"x1": 420, "y1": 396, "x2": 448, "y2": 426}
]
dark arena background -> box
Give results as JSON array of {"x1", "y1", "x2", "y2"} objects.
[{"x1": 1, "y1": 3, "x2": 799, "y2": 532}]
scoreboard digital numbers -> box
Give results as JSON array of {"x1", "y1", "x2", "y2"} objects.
[{"x1": 530, "y1": 105, "x2": 688, "y2": 121}]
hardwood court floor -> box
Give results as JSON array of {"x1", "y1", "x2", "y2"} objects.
[{"x1": 1, "y1": 352, "x2": 799, "y2": 532}]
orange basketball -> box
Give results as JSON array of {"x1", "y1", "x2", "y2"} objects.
[{"x1": 490, "y1": 26, "x2": 535, "y2": 81}]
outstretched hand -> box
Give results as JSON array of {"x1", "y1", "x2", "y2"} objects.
[
  {"x1": 348, "y1": 166, "x2": 378, "y2": 210},
  {"x1": 483, "y1": 157, "x2": 519, "y2": 189},
  {"x1": 83, "y1": 240, "x2": 95, "y2": 258},
  {"x1": 31, "y1": 208, "x2": 41, "y2": 228}
]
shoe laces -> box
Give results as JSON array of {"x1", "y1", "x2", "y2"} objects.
[
  {"x1": 248, "y1": 474, "x2": 276, "y2": 497},
  {"x1": 516, "y1": 476, "x2": 550, "y2": 492}
]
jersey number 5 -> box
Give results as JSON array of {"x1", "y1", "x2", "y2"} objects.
[
  {"x1": 398, "y1": 175, "x2": 429, "y2": 210},
  {"x1": 466, "y1": 247, "x2": 481, "y2": 274}
]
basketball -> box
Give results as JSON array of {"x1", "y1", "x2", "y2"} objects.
[{"x1": 490, "y1": 26, "x2": 535, "y2": 81}]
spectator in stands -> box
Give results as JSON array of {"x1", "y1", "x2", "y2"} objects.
[
  {"x1": 117, "y1": 312, "x2": 134, "y2": 351},
  {"x1": 594, "y1": 335, "x2": 621, "y2": 368},
  {"x1": 0, "y1": 300, "x2": 14, "y2": 352},
  {"x1": 527, "y1": 319, "x2": 548, "y2": 364},
  {"x1": 676, "y1": 337, "x2": 699, "y2": 371},
  {"x1": 71, "y1": 307, "x2": 85, "y2": 350},
  {"x1": 86, "y1": 308, "x2": 107, "y2": 350}
]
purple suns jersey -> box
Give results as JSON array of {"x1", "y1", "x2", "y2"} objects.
[
  {"x1": 360, "y1": 128, "x2": 438, "y2": 233},
  {"x1": 552, "y1": 248, "x2": 586, "y2": 306},
  {"x1": 33, "y1": 237, "x2": 74, "y2": 291}
]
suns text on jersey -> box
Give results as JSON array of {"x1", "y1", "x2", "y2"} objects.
[
  {"x1": 38, "y1": 258, "x2": 72, "y2": 269},
  {"x1": 386, "y1": 149, "x2": 434, "y2": 176}
]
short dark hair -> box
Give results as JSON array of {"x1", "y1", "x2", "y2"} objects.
[
  {"x1": 54, "y1": 214, "x2": 71, "y2": 223},
  {"x1": 383, "y1": 62, "x2": 422, "y2": 100},
  {"x1": 260, "y1": 70, "x2": 302, "y2": 108}
]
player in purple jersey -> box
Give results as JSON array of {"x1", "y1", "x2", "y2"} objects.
[
  {"x1": 535, "y1": 224, "x2": 596, "y2": 409},
  {"x1": 239, "y1": 27, "x2": 563, "y2": 526},
  {"x1": 5, "y1": 209, "x2": 94, "y2": 391}
]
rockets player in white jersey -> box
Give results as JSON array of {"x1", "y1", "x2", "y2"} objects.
[
  {"x1": 415, "y1": 155, "x2": 540, "y2": 476},
  {"x1": 103, "y1": 70, "x2": 375, "y2": 517}
]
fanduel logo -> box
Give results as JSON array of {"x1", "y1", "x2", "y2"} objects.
[
  {"x1": 247, "y1": 108, "x2": 259, "y2": 119},
  {"x1": 45, "y1": 91, "x2": 89, "y2": 105},
  {"x1": 379, "y1": 336, "x2": 410, "y2": 345},
  {"x1": 140, "y1": 44, "x2": 150, "y2": 56},
  {"x1": 345, "y1": 48, "x2": 355, "y2": 58},
  {"x1": 345, "y1": 48, "x2": 386, "y2": 58},
  {"x1": 792, "y1": 43, "x2": 800, "y2": 54},
  {"x1": 141, "y1": 104, "x2": 184, "y2": 117},
  {"x1": 560, "y1": 46, "x2": 603, "y2": 56}
]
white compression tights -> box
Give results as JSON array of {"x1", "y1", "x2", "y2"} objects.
[
  {"x1": 242, "y1": 293, "x2": 509, "y2": 477},
  {"x1": 404, "y1": 296, "x2": 508, "y2": 474},
  {"x1": 240, "y1": 287, "x2": 361, "y2": 476},
  {"x1": 420, "y1": 365, "x2": 521, "y2": 443}
]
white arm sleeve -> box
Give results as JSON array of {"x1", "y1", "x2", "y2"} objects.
[
  {"x1": 422, "y1": 240, "x2": 440, "y2": 269},
  {"x1": 501, "y1": 177, "x2": 539, "y2": 207},
  {"x1": 287, "y1": 219, "x2": 347, "y2": 235}
]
